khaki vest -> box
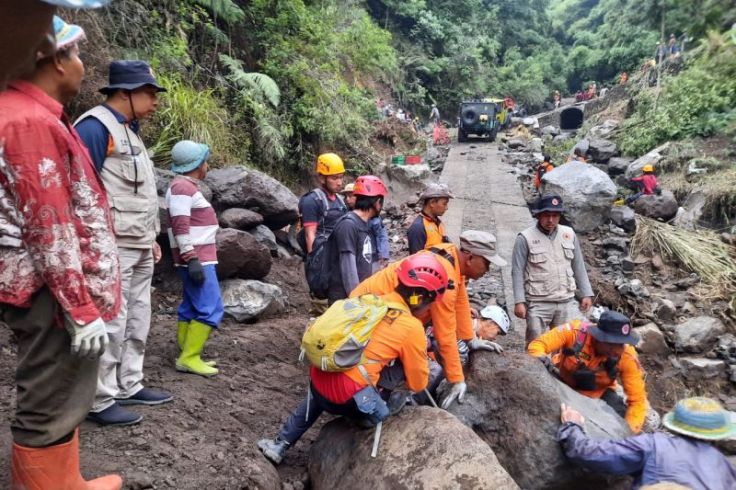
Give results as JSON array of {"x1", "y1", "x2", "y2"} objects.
[
  {"x1": 520, "y1": 224, "x2": 577, "y2": 302},
  {"x1": 75, "y1": 106, "x2": 160, "y2": 248}
]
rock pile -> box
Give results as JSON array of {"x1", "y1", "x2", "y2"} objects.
[{"x1": 153, "y1": 165, "x2": 302, "y2": 322}]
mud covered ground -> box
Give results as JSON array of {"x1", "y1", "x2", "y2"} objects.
[{"x1": 0, "y1": 258, "x2": 321, "y2": 489}]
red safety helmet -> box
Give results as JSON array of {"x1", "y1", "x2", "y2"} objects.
[
  {"x1": 353, "y1": 175, "x2": 388, "y2": 197},
  {"x1": 397, "y1": 254, "x2": 449, "y2": 301}
]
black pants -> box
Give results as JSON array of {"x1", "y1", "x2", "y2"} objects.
[
  {"x1": 601, "y1": 388, "x2": 627, "y2": 418},
  {"x1": 1, "y1": 288, "x2": 99, "y2": 447}
]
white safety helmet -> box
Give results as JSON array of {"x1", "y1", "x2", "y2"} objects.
[{"x1": 479, "y1": 305, "x2": 510, "y2": 335}]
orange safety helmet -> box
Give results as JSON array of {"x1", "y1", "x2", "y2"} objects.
[
  {"x1": 316, "y1": 153, "x2": 345, "y2": 176},
  {"x1": 397, "y1": 254, "x2": 449, "y2": 301},
  {"x1": 353, "y1": 175, "x2": 388, "y2": 197}
]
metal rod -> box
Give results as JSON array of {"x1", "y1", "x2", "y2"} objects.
[
  {"x1": 371, "y1": 421, "x2": 382, "y2": 458},
  {"x1": 424, "y1": 388, "x2": 439, "y2": 408}
]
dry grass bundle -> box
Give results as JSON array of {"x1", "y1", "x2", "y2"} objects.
[{"x1": 631, "y1": 216, "x2": 736, "y2": 303}]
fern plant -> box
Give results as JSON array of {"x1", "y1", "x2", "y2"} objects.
[
  {"x1": 190, "y1": 0, "x2": 244, "y2": 24},
  {"x1": 219, "y1": 54, "x2": 288, "y2": 167}
]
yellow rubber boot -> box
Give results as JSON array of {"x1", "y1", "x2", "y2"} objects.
[
  {"x1": 176, "y1": 320, "x2": 219, "y2": 377},
  {"x1": 12, "y1": 428, "x2": 122, "y2": 490},
  {"x1": 177, "y1": 320, "x2": 216, "y2": 367}
]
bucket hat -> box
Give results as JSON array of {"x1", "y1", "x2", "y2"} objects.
[
  {"x1": 588, "y1": 311, "x2": 639, "y2": 345},
  {"x1": 53, "y1": 16, "x2": 85, "y2": 51},
  {"x1": 171, "y1": 140, "x2": 210, "y2": 174},
  {"x1": 459, "y1": 230, "x2": 507, "y2": 267},
  {"x1": 532, "y1": 194, "x2": 565, "y2": 215},
  {"x1": 99, "y1": 60, "x2": 166, "y2": 95},
  {"x1": 43, "y1": 0, "x2": 112, "y2": 7},
  {"x1": 663, "y1": 397, "x2": 736, "y2": 441}
]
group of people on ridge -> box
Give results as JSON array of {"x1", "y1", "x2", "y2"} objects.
[{"x1": 0, "y1": 2, "x2": 734, "y2": 489}]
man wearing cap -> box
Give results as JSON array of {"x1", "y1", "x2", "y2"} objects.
[
  {"x1": 75, "y1": 60, "x2": 172, "y2": 426},
  {"x1": 512, "y1": 193, "x2": 593, "y2": 345},
  {"x1": 558, "y1": 397, "x2": 736, "y2": 489},
  {"x1": 528, "y1": 310, "x2": 648, "y2": 433},
  {"x1": 0, "y1": 14, "x2": 123, "y2": 489},
  {"x1": 343, "y1": 182, "x2": 390, "y2": 271},
  {"x1": 166, "y1": 140, "x2": 223, "y2": 378},
  {"x1": 352, "y1": 230, "x2": 507, "y2": 410},
  {"x1": 407, "y1": 183, "x2": 453, "y2": 254}
]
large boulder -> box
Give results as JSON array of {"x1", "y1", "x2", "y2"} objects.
[
  {"x1": 610, "y1": 205, "x2": 636, "y2": 233},
  {"x1": 679, "y1": 357, "x2": 727, "y2": 380},
  {"x1": 448, "y1": 353, "x2": 631, "y2": 490},
  {"x1": 219, "y1": 208, "x2": 264, "y2": 230},
  {"x1": 541, "y1": 161, "x2": 617, "y2": 233},
  {"x1": 673, "y1": 316, "x2": 726, "y2": 353},
  {"x1": 672, "y1": 188, "x2": 707, "y2": 230},
  {"x1": 635, "y1": 323, "x2": 670, "y2": 355},
  {"x1": 309, "y1": 406, "x2": 520, "y2": 490},
  {"x1": 607, "y1": 157, "x2": 633, "y2": 176},
  {"x1": 205, "y1": 167, "x2": 299, "y2": 229},
  {"x1": 215, "y1": 228, "x2": 272, "y2": 280},
  {"x1": 154, "y1": 167, "x2": 213, "y2": 201},
  {"x1": 158, "y1": 196, "x2": 169, "y2": 235},
  {"x1": 625, "y1": 142, "x2": 670, "y2": 179},
  {"x1": 220, "y1": 279, "x2": 287, "y2": 321},
  {"x1": 248, "y1": 225, "x2": 278, "y2": 256},
  {"x1": 589, "y1": 119, "x2": 619, "y2": 138},
  {"x1": 587, "y1": 138, "x2": 617, "y2": 163},
  {"x1": 633, "y1": 191, "x2": 678, "y2": 221}
]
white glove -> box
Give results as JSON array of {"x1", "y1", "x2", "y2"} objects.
[
  {"x1": 64, "y1": 316, "x2": 109, "y2": 358},
  {"x1": 440, "y1": 381, "x2": 467, "y2": 410},
  {"x1": 467, "y1": 337, "x2": 503, "y2": 353}
]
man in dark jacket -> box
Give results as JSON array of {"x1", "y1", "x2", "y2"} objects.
[{"x1": 558, "y1": 397, "x2": 736, "y2": 489}]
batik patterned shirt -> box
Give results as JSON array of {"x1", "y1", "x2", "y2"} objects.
[{"x1": 0, "y1": 81, "x2": 121, "y2": 324}]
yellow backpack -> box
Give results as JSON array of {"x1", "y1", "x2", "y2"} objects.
[{"x1": 300, "y1": 294, "x2": 403, "y2": 372}]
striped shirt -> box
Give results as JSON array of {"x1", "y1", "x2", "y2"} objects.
[{"x1": 166, "y1": 176, "x2": 218, "y2": 266}]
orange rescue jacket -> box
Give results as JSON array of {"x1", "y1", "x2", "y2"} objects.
[
  {"x1": 527, "y1": 319, "x2": 648, "y2": 433},
  {"x1": 342, "y1": 292, "x2": 429, "y2": 392},
  {"x1": 351, "y1": 244, "x2": 473, "y2": 384}
]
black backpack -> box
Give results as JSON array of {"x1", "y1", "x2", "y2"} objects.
[
  {"x1": 296, "y1": 188, "x2": 346, "y2": 254},
  {"x1": 298, "y1": 189, "x2": 347, "y2": 298},
  {"x1": 306, "y1": 212, "x2": 359, "y2": 299}
]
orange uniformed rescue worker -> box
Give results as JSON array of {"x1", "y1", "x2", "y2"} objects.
[
  {"x1": 528, "y1": 310, "x2": 648, "y2": 434},
  {"x1": 534, "y1": 154, "x2": 555, "y2": 189},
  {"x1": 407, "y1": 183, "x2": 453, "y2": 254},
  {"x1": 352, "y1": 230, "x2": 507, "y2": 410},
  {"x1": 257, "y1": 254, "x2": 448, "y2": 465}
]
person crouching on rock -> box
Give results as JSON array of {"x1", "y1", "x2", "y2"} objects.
[
  {"x1": 528, "y1": 311, "x2": 649, "y2": 434},
  {"x1": 166, "y1": 140, "x2": 223, "y2": 377},
  {"x1": 625, "y1": 164, "x2": 659, "y2": 205},
  {"x1": 257, "y1": 254, "x2": 449, "y2": 465},
  {"x1": 558, "y1": 397, "x2": 736, "y2": 488}
]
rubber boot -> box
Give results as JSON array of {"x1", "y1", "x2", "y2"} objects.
[
  {"x1": 177, "y1": 320, "x2": 216, "y2": 367},
  {"x1": 176, "y1": 320, "x2": 219, "y2": 377},
  {"x1": 11, "y1": 428, "x2": 122, "y2": 490}
]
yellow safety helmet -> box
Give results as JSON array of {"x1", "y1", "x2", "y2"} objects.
[
  {"x1": 643, "y1": 164, "x2": 654, "y2": 172},
  {"x1": 316, "y1": 153, "x2": 345, "y2": 176}
]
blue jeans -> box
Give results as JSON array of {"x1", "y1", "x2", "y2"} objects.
[
  {"x1": 277, "y1": 383, "x2": 389, "y2": 445},
  {"x1": 176, "y1": 264, "x2": 224, "y2": 328}
]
